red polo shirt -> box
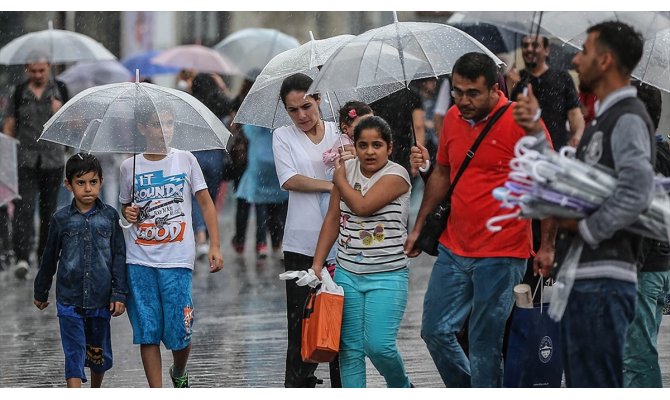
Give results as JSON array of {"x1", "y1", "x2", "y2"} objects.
[{"x1": 436, "y1": 91, "x2": 551, "y2": 258}]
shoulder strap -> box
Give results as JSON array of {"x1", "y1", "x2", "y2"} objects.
[
  {"x1": 13, "y1": 81, "x2": 28, "y2": 112},
  {"x1": 445, "y1": 102, "x2": 512, "y2": 199}
]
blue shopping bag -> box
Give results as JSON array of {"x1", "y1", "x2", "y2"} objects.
[{"x1": 503, "y1": 287, "x2": 563, "y2": 387}]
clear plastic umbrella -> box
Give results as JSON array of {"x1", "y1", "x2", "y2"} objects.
[
  {"x1": 151, "y1": 44, "x2": 238, "y2": 75},
  {"x1": 447, "y1": 11, "x2": 545, "y2": 38},
  {"x1": 0, "y1": 21, "x2": 115, "y2": 65},
  {"x1": 233, "y1": 32, "x2": 403, "y2": 129},
  {"x1": 214, "y1": 28, "x2": 300, "y2": 80},
  {"x1": 57, "y1": 60, "x2": 133, "y2": 96},
  {"x1": 633, "y1": 28, "x2": 670, "y2": 93},
  {"x1": 0, "y1": 133, "x2": 20, "y2": 207},
  {"x1": 309, "y1": 13, "x2": 504, "y2": 96},
  {"x1": 541, "y1": 11, "x2": 670, "y2": 49},
  {"x1": 39, "y1": 75, "x2": 231, "y2": 155}
]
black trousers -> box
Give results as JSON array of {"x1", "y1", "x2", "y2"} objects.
[
  {"x1": 283, "y1": 251, "x2": 341, "y2": 387},
  {"x1": 12, "y1": 166, "x2": 63, "y2": 265}
]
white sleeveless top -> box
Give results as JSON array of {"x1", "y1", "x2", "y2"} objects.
[{"x1": 336, "y1": 159, "x2": 411, "y2": 274}]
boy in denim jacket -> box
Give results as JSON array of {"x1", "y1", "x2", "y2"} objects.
[{"x1": 34, "y1": 153, "x2": 127, "y2": 388}]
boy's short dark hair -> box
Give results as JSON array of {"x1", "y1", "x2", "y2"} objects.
[{"x1": 65, "y1": 153, "x2": 103, "y2": 182}]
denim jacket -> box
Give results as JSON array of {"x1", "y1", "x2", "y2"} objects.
[{"x1": 34, "y1": 198, "x2": 127, "y2": 309}]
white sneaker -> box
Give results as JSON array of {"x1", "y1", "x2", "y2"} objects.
[
  {"x1": 14, "y1": 260, "x2": 29, "y2": 280},
  {"x1": 196, "y1": 243, "x2": 209, "y2": 260}
]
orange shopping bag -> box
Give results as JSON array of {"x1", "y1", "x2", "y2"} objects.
[{"x1": 301, "y1": 286, "x2": 344, "y2": 363}]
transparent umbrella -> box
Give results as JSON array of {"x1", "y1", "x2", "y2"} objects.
[
  {"x1": 214, "y1": 28, "x2": 300, "y2": 80},
  {"x1": 233, "y1": 32, "x2": 403, "y2": 129},
  {"x1": 447, "y1": 11, "x2": 544, "y2": 40},
  {"x1": 151, "y1": 44, "x2": 238, "y2": 75},
  {"x1": 0, "y1": 21, "x2": 115, "y2": 65},
  {"x1": 310, "y1": 13, "x2": 503, "y2": 95},
  {"x1": 541, "y1": 11, "x2": 670, "y2": 49},
  {"x1": 308, "y1": 12, "x2": 504, "y2": 144},
  {"x1": 0, "y1": 133, "x2": 20, "y2": 207},
  {"x1": 57, "y1": 60, "x2": 133, "y2": 96},
  {"x1": 633, "y1": 27, "x2": 670, "y2": 93},
  {"x1": 39, "y1": 77, "x2": 231, "y2": 155}
]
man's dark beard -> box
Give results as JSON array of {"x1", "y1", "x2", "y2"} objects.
[{"x1": 525, "y1": 61, "x2": 537, "y2": 70}]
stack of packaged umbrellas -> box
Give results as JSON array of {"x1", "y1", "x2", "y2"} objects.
[{"x1": 487, "y1": 135, "x2": 670, "y2": 243}]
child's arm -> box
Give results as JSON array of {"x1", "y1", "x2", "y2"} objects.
[
  {"x1": 195, "y1": 189, "x2": 223, "y2": 273},
  {"x1": 333, "y1": 160, "x2": 410, "y2": 217},
  {"x1": 33, "y1": 216, "x2": 62, "y2": 310},
  {"x1": 311, "y1": 185, "x2": 342, "y2": 280},
  {"x1": 110, "y1": 209, "x2": 128, "y2": 317}
]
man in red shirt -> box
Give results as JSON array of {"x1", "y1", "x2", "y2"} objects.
[{"x1": 405, "y1": 52, "x2": 555, "y2": 387}]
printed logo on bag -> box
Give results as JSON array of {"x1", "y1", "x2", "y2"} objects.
[{"x1": 538, "y1": 336, "x2": 553, "y2": 363}]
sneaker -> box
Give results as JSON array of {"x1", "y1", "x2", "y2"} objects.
[
  {"x1": 196, "y1": 243, "x2": 209, "y2": 260},
  {"x1": 256, "y1": 243, "x2": 268, "y2": 259},
  {"x1": 231, "y1": 239, "x2": 244, "y2": 255},
  {"x1": 169, "y1": 365, "x2": 190, "y2": 388},
  {"x1": 14, "y1": 260, "x2": 29, "y2": 280}
]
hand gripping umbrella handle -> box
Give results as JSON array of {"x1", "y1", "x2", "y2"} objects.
[{"x1": 418, "y1": 159, "x2": 431, "y2": 173}]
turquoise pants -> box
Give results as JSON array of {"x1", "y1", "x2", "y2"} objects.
[
  {"x1": 334, "y1": 267, "x2": 411, "y2": 388},
  {"x1": 623, "y1": 271, "x2": 670, "y2": 387}
]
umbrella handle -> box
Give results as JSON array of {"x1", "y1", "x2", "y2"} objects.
[
  {"x1": 418, "y1": 159, "x2": 430, "y2": 173},
  {"x1": 118, "y1": 218, "x2": 133, "y2": 229},
  {"x1": 486, "y1": 209, "x2": 521, "y2": 232}
]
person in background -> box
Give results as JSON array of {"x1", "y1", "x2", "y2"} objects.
[
  {"x1": 622, "y1": 80, "x2": 670, "y2": 388},
  {"x1": 189, "y1": 72, "x2": 233, "y2": 259},
  {"x1": 370, "y1": 86, "x2": 425, "y2": 177},
  {"x1": 3, "y1": 52, "x2": 70, "y2": 279}
]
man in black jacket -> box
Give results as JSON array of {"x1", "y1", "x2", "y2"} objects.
[{"x1": 2, "y1": 54, "x2": 69, "y2": 279}]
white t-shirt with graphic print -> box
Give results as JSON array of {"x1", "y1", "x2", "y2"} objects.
[{"x1": 119, "y1": 149, "x2": 207, "y2": 270}]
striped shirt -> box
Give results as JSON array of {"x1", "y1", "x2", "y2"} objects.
[{"x1": 336, "y1": 159, "x2": 411, "y2": 274}]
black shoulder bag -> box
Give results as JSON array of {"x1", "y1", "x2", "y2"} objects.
[{"x1": 416, "y1": 102, "x2": 511, "y2": 256}]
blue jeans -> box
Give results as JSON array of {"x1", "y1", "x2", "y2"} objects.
[
  {"x1": 335, "y1": 267, "x2": 411, "y2": 388},
  {"x1": 561, "y1": 278, "x2": 636, "y2": 387},
  {"x1": 192, "y1": 150, "x2": 227, "y2": 233},
  {"x1": 623, "y1": 271, "x2": 670, "y2": 387},
  {"x1": 421, "y1": 245, "x2": 525, "y2": 387}
]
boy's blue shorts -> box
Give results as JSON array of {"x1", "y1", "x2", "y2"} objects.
[
  {"x1": 126, "y1": 264, "x2": 193, "y2": 350},
  {"x1": 57, "y1": 303, "x2": 113, "y2": 382}
]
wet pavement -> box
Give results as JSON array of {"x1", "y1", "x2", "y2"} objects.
[
  {"x1": 3, "y1": 191, "x2": 670, "y2": 388},
  {"x1": 0, "y1": 192, "x2": 442, "y2": 388}
]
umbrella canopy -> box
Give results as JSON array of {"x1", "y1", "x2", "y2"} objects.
[
  {"x1": 308, "y1": 15, "x2": 504, "y2": 96},
  {"x1": 57, "y1": 60, "x2": 133, "y2": 96},
  {"x1": 448, "y1": 21, "x2": 521, "y2": 55},
  {"x1": 233, "y1": 33, "x2": 403, "y2": 129},
  {"x1": 214, "y1": 28, "x2": 300, "y2": 80},
  {"x1": 0, "y1": 133, "x2": 19, "y2": 207},
  {"x1": 541, "y1": 11, "x2": 670, "y2": 50},
  {"x1": 633, "y1": 27, "x2": 670, "y2": 93},
  {"x1": 39, "y1": 81, "x2": 231, "y2": 155},
  {"x1": 0, "y1": 21, "x2": 115, "y2": 65},
  {"x1": 121, "y1": 49, "x2": 180, "y2": 78},
  {"x1": 151, "y1": 44, "x2": 238, "y2": 75},
  {"x1": 447, "y1": 11, "x2": 545, "y2": 38}
]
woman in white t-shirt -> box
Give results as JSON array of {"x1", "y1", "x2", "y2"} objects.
[
  {"x1": 311, "y1": 115, "x2": 412, "y2": 387},
  {"x1": 272, "y1": 72, "x2": 347, "y2": 388}
]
